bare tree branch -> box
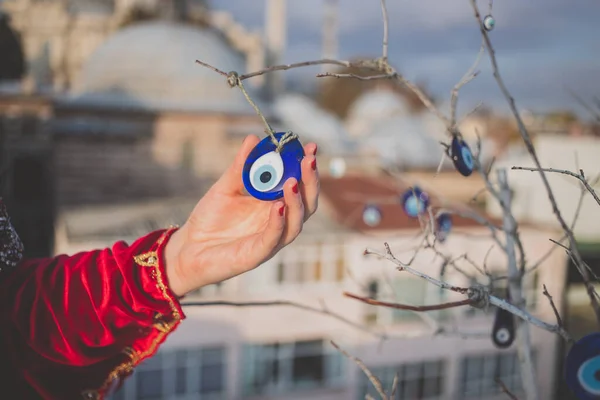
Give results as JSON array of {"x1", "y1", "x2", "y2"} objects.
[
  {"x1": 181, "y1": 300, "x2": 387, "y2": 340},
  {"x1": 498, "y1": 169, "x2": 538, "y2": 400},
  {"x1": 239, "y1": 59, "x2": 354, "y2": 80},
  {"x1": 365, "y1": 245, "x2": 573, "y2": 342},
  {"x1": 344, "y1": 292, "x2": 473, "y2": 311},
  {"x1": 542, "y1": 284, "x2": 564, "y2": 328},
  {"x1": 469, "y1": 0, "x2": 600, "y2": 325}
]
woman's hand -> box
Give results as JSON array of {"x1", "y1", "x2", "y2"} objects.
[{"x1": 164, "y1": 135, "x2": 319, "y2": 297}]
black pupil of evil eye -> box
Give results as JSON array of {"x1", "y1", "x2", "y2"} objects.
[{"x1": 260, "y1": 171, "x2": 272, "y2": 183}]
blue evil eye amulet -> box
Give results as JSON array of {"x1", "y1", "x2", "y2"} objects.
[
  {"x1": 450, "y1": 135, "x2": 474, "y2": 177},
  {"x1": 401, "y1": 186, "x2": 430, "y2": 218},
  {"x1": 435, "y1": 212, "x2": 452, "y2": 243},
  {"x1": 491, "y1": 289, "x2": 516, "y2": 349},
  {"x1": 362, "y1": 204, "x2": 382, "y2": 227},
  {"x1": 565, "y1": 332, "x2": 600, "y2": 399},
  {"x1": 483, "y1": 15, "x2": 495, "y2": 31},
  {"x1": 242, "y1": 132, "x2": 305, "y2": 201}
]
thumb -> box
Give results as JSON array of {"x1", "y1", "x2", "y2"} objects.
[{"x1": 215, "y1": 134, "x2": 260, "y2": 194}]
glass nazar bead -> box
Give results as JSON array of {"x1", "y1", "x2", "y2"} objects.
[{"x1": 242, "y1": 132, "x2": 305, "y2": 201}]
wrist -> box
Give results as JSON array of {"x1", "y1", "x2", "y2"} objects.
[{"x1": 164, "y1": 225, "x2": 188, "y2": 298}]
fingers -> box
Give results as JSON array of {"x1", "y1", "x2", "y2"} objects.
[
  {"x1": 215, "y1": 135, "x2": 260, "y2": 194},
  {"x1": 257, "y1": 200, "x2": 286, "y2": 255},
  {"x1": 300, "y1": 144, "x2": 319, "y2": 220},
  {"x1": 281, "y1": 177, "x2": 305, "y2": 245}
]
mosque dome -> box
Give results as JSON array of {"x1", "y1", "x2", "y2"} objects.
[{"x1": 70, "y1": 21, "x2": 259, "y2": 113}]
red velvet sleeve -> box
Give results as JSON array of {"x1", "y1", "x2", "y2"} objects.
[{"x1": 0, "y1": 227, "x2": 186, "y2": 400}]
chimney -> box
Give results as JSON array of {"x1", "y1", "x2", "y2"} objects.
[
  {"x1": 321, "y1": 0, "x2": 338, "y2": 74},
  {"x1": 264, "y1": 0, "x2": 286, "y2": 100}
]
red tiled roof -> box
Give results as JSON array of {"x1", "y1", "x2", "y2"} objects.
[{"x1": 319, "y1": 174, "x2": 501, "y2": 232}]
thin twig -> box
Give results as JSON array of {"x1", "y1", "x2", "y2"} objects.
[
  {"x1": 316, "y1": 72, "x2": 394, "y2": 81},
  {"x1": 450, "y1": 39, "x2": 485, "y2": 127},
  {"x1": 380, "y1": 0, "x2": 389, "y2": 60},
  {"x1": 181, "y1": 300, "x2": 387, "y2": 340},
  {"x1": 239, "y1": 59, "x2": 353, "y2": 80},
  {"x1": 566, "y1": 87, "x2": 600, "y2": 123},
  {"x1": 496, "y1": 378, "x2": 519, "y2": 400},
  {"x1": 512, "y1": 166, "x2": 600, "y2": 207},
  {"x1": 549, "y1": 239, "x2": 600, "y2": 281},
  {"x1": 542, "y1": 284, "x2": 564, "y2": 328},
  {"x1": 526, "y1": 182, "x2": 586, "y2": 274},
  {"x1": 330, "y1": 341, "x2": 388, "y2": 400},
  {"x1": 344, "y1": 292, "x2": 472, "y2": 311}
]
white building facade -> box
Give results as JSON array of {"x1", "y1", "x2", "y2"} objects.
[{"x1": 54, "y1": 176, "x2": 568, "y2": 400}]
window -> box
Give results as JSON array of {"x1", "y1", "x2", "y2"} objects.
[
  {"x1": 242, "y1": 338, "x2": 344, "y2": 396},
  {"x1": 392, "y1": 277, "x2": 427, "y2": 322},
  {"x1": 276, "y1": 242, "x2": 346, "y2": 285},
  {"x1": 108, "y1": 345, "x2": 227, "y2": 400},
  {"x1": 364, "y1": 279, "x2": 379, "y2": 325},
  {"x1": 357, "y1": 359, "x2": 446, "y2": 400},
  {"x1": 459, "y1": 352, "x2": 524, "y2": 398}
]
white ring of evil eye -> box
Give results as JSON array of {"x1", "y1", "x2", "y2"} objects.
[
  {"x1": 495, "y1": 328, "x2": 511, "y2": 343},
  {"x1": 249, "y1": 151, "x2": 284, "y2": 193},
  {"x1": 577, "y1": 356, "x2": 600, "y2": 395},
  {"x1": 483, "y1": 15, "x2": 495, "y2": 31}
]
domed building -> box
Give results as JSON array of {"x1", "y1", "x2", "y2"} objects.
[
  {"x1": 51, "y1": 19, "x2": 269, "y2": 208},
  {"x1": 0, "y1": 0, "x2": 285, "y2": 257}
]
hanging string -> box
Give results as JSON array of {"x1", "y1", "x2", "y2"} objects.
[{"x1": 226, "y1": 71, "x2": 298, "y2": 153}]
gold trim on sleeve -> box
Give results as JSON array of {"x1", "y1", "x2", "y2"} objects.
[{"x1": 84, "y1": 228, "x2": 182, "y2": 398}]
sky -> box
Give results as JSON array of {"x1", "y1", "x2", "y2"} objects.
[{"x1": 210, "y1": 0, "x2": 600, "y2": 120}]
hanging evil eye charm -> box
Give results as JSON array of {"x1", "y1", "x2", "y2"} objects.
[
  {"x1": 362, "y1": 204, "x2": 382, "y2": 227},
  {"x1": 435, "y1": 212, "x2": 452, "y2": 243},
  {"x1": 483, "y1": 15, "x2": 495, "y2": 31},
  {"x1": 242, "y1": 132, "x2": 305, "y2": 201},
  {"x1": 450, "y1": 135, "x2": 474, "y2": 177},
  {"x1": 329, "y1": 157, "x2": 347, "y2": 178},
  {"x1": 565, "y1": 332, "x2": 600, "y2": 400},
  {"x1": 400, "y1": 186, "x2": 430, "y2": 218},
  {"x1": 491, "y1": 291, "x2": 516, "y2": 349}
]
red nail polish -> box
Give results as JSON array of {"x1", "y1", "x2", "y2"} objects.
[
  {"x1": 279, "y1": 205, "x2": 285, "y2": 216},
  {"x1": 292, "y1": 182, "x2": 299, "y2": 194},
  {"x1": 311, "y1": 159, "x2": 317, "y2": 171},
  {"x1": 312, "y1": 144, "x2": 318, "y2": 156}
]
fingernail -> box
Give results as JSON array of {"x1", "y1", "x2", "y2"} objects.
[
  {"x1": 312, "y1": 144, "x2": 318, "y2": 156},
  {"x1": 292, "y1": 182, "x2": 299, "y2": 194},
  {"x1": 311, "y1": 158, "x2": 317, "y2": 171},
  {"x1": 279, "y1": 205, "x2": 285, "y2": 216}
]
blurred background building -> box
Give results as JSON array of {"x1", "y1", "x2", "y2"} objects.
[{"x1": 1, "y1": 0, "x2": 599, "y2": 399}]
